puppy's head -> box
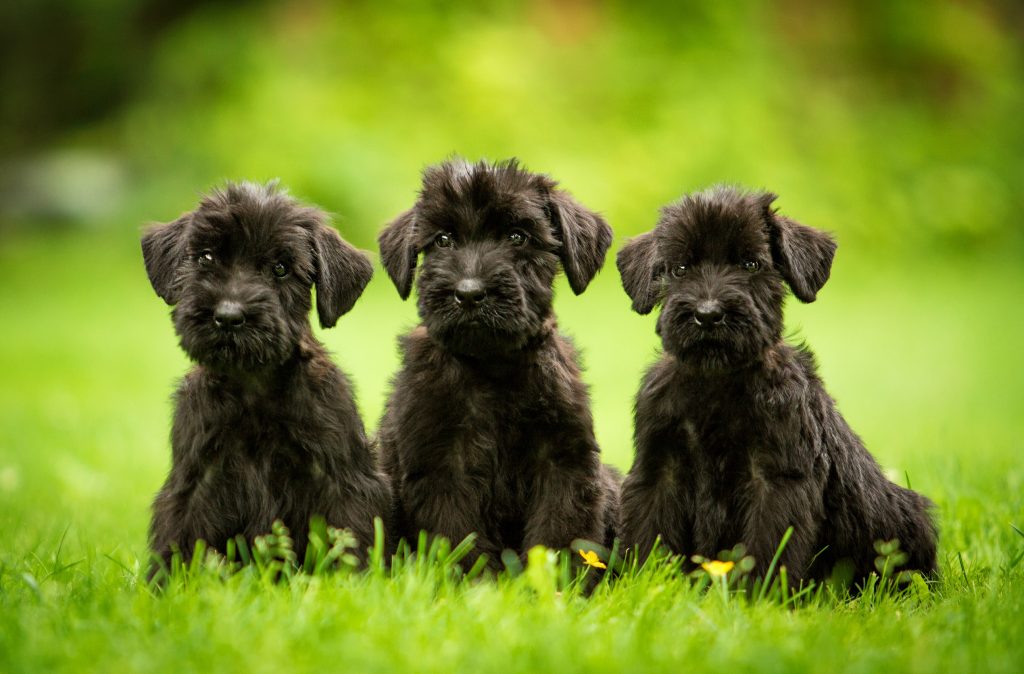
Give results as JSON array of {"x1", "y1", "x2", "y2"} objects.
[
  {"x1": 617, "y1": 186, "x2": 836, "y2": 369},
  {"x1": 379, "y1": 158, "x2": 612, "y2": 357},
  {"x1": 141, "y1": 182, "x2": 372, "y2": 371}
]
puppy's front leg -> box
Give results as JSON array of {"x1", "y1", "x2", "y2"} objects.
[
  {"x1": 620, "y1": 413, "x2": 695, "y2": 561},
  {"x1": 522, "y1": 442, "x2": 605, "y2": 553},
  {"x1": 620, "y1": 471, "x2": 690, "y2": 562},
  {"x1": 740, "y1": 474, "x2": 822, "y2": 582},
  {"x1": 149, "y1": 466, "x2": 216, "y2": 573},
  {"x1": 402, "y1": 469, "x2": 502, "y2": 569}
]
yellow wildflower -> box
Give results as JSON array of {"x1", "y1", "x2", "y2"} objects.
[
  {"x1": 579, "y1": 549, "x2": 607, "y2": 569},
  {"x1": 701, "y1": 560, "x2": 735, "y2": 577}
]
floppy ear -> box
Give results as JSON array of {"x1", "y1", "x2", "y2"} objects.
[
  {"x1": 141, "y1": 214, "x2": 189, "y2": 304},
  {"x1": 616, "y1": 231, "x2": 663, "y2": 315},
  {"x1": 312, "y1": 224, "x2": 374, "y2": 328},
  {"x1": 377, "y1": 208, "x2": 418, "y2": 300},
  {"x1": 765, "y1": 200, "x2": 837, "y2": 303},
  {"x1": 547, "y1": 190, "x2": 613, "y2": 295}
]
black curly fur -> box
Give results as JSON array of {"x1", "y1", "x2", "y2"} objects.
[
  {"x1": 141, "y1": 181, "x2": 392, "y2": 572},
  {"x1": 616, "y1": 186, "x2": 937, "y2": 585},
  {"x1": 376, "y1": 158, "x2": 621, "y2": 569}
]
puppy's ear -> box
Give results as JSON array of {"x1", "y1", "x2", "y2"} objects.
[
  {"x1": 764, "y1": 196, "x2": 837, "y2": 303},
  {"x1": 378, "y1": 208, "x2": 418, "y2": 300},
  {"x1": 141, "y1": 214, "x2": 189, "y2": 304},
  {"x1": 616, "y1": 231, "x2": 663, "y2": 314},
  {"x1": 547, "y1": 190, "x2": 613, "y2": 295},
  {"x1": 313, "y1": 224, "x2": 374, "y2": 328}
]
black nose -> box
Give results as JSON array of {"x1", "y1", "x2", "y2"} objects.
[
  {"x1": 214, "y1": 301, "x2": 246, "y2": 330},
  {"x1": 454, "y1": 279, "x2": 487, "y2": 307},
  {"x1": 694, "y1": 300, "x2": 725, "y2": 326}
]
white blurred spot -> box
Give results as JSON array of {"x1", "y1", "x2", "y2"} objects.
[
  {"x1": 0, "y1": 150, "x2": 127, "y2": 222},
  {"x1": 0, "y1": 466, "x2": 20, "y2": 491}
]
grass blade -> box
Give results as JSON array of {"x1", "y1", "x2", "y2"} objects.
[
  {"x1": 370, "y1": 516, "x2": 385, "y2": 574},
  {"x1": 957, "y1": 551, "x2": 969, "y2": 586},
  {"x1": 53, "y1": 523, "x2": 72, "y2": 572},
  {"x1": 40, "y1": 559, "x2": 82, "y2": 584},
  {"x1": 464, "y1": 554, "x2": 490, "y2": 582},
  {"x1": 443, "y1": 533, "x2": 478, "y2": 567},
  {"x1": 757, "y1": 526, "x2": 794, "y2": 602},
  {"x1": 104, "y1": 554, "x2": 132, "y2": 576}
]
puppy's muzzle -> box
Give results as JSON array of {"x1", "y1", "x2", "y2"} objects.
[
  {"x1": 214, "y1": 300, "x2": 246, "y2": 330},
  {"x1": 454, "y1": 278, "x2": 487, "y2": 308},
  {"x1": 694, "y1": 300, "x2": 725, "y2": 327}
]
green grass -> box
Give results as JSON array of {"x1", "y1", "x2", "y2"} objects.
[{"x1": 1, "y1": 228, "x2": 1023, "y2": 673}]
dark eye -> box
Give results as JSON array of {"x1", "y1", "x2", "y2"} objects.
[
  {"x1": 508, "y1": 229, "x2": 529, "y2": 246},
  {"x1": 671, "y1": 264, "x2": 687, "y2": 278},
  {"x1": 196, "y1": 250, "x2": 215, "y2": 266},
  {"x1": 743, "y1": 260, "x2": 760, "y2": 272},
  {"x1": 272, "y1": 262, "x2": 289, "y2": 278},
  {"x1": 434, "y1": 232, "x2": 454, "y2": 248}
]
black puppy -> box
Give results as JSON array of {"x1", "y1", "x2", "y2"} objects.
[
  {"x1": 376, "y1": 158, "x2": 620, "y2": 569},
  {"x1": 142, "y1": 181, "x2": 392, "y2": 571},
  {"x1": 616, "y1": 186, "x2": 937, "y2": 584}
]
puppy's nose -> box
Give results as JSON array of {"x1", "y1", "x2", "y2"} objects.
[
  {"x1": 454, "y1": 279, "x2": 487, "y2": 307},
  {"x1": 214, "y1": 301, "x2": 246, "y2": 330},
  {"x1": 694, "y1": 300, "x2": 725, "y2": 326}
]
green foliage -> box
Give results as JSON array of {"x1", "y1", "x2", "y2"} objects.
[
  {"x1": 116, "y1": 0, "x2": 1024, "y2": 253},
  {"x1": 2, "y1": 2, "x2": 1024, "y2": 671},
  {"x1": 4, "y1": 1, "x2": 1022, "y2": 253}
]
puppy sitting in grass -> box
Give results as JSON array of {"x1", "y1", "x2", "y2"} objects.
[
  {"x1": 141, "y1": 182, "x2": 391, "y2": 574},
  {"x1": 376, "y1": 158, "x2": 621, "y2": 570},
  {"x1": 616, "y1": 187, "x2": 937, "y2": 585}
]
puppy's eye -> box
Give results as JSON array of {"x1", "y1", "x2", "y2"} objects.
[
  {"x1": 671, "y1": 264, "x2": 687, "y2": 278},
  {"x1": 743, "y1": 260, "x2": 760, "y2": 272},
  {"x1": 196, "y1": 251, "x2": 215, "y2": 266},
  {"x1": 508, "y1": 229, "x2": 529, "y2": 246},
  {"x1": 434, "y1": 232, "x2": 454, "y2": 248},
  {"x1": 272, "y1": 262, "x2": 289, "y2": 278}
]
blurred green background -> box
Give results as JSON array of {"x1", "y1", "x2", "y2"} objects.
[{"x1": 0, "y1": 0, "x2": 1022, "y2": 562}]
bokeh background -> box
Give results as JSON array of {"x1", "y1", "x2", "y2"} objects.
[{"x1": 1, "y1": 0, "x2": 1022, "y2": 563}]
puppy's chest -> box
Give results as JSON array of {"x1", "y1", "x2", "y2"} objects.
[
  {"x1": 449, "y1": 379, "x2": 568, "y2": 463},
  {"x1": 676, "y1": 386, "x2": 757, "y2": 451},
  {"x1": 198, "y1": 394, "x2": 328, "y2": 478},
  {"x1": 670, "y1": 392, "x2": 797, "y2": 491},
  {"x1": 442, "y1": 420, "x2": 537, "y2": 491}
]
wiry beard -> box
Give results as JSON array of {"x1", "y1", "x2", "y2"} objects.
[
  {"x1": 422, "y1": 302, "x2": 544, "y2": 357},
  {"x1": 417, "y1": 274, "x2": 550, "y2": 358},
  {"x1": 427, "y1": 319, "x2": 530, "y2": 357},
  {"x1": 173, "y1": 303, "x2": 297, "y2": 373},
  {"x1": 658, "y1": 299, "x2": 777, "y2": 373}
]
